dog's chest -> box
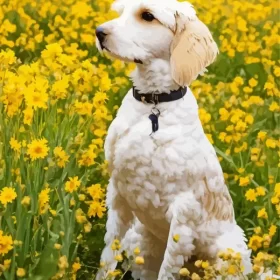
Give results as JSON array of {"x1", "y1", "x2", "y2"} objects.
[{"x1": 106, "y1": 92, "x2": 210, "y2": 213}]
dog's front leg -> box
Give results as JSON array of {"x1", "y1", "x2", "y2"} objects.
[
  {"x1": 158, "y1": 192, "x2": 202, "y2": 280},
  {"x1": 96, "y1": 179, "x2": 134, "y2": 280}
]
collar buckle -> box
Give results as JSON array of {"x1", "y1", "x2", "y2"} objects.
[{"x1": 140, "y1": 95, "x2": 148, "y2": 104}]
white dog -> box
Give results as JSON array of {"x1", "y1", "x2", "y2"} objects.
[{"x1": 94, "y1": 0, "x2": 275, "y2": 279}]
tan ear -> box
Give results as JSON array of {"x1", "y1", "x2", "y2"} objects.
[{"x1": 170, "y1": 16, "x2": 219, "y2": 86}]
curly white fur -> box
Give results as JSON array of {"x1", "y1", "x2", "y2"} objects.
[{"x1": 95, "y1": 0, "x2": 278, "y2": 279}]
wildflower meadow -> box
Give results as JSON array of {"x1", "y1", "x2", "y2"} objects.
[{"x1": 0, "y1": 0, "x2": 279, "y2": 279}]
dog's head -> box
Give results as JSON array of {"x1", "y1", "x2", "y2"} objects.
[{"x1": 96, "y1": 0, "x2": 218, "y2": 86}]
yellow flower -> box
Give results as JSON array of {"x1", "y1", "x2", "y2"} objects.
[
  {"x1": 274, "y1": 66, "x2": 280, "y2": 77},
  {"x1": 269, "y1": 101, "x2": 280, "y2": 112},
  {"x1": 249, "y1": 78, "x2": 258, "y2": 87},
  {"x1": 24, "y1": 77, "x2": 49, "y2": 109},
  {"x1": 228, "y1": 264, "x2": 237, "y2": 275},
  {"x1": 135, "y1": 256, "x2": 144, "y2": 265},
  {"x1": 245, "y1": 114, "x2": 254, "y2": 124},
  {"x1": 254, "y1": 227, "x2": 262, "y2": 235},
  {"x1": 201, "y1": 261, "x2": 209, "y2": 269},
  {"x1": 194, "y1": 260, "x2": 202, "y2": 268},
  {"x1": 257, "y1": 131, "x2": 267, "y2": 141},
  {"x1": 87, "y1": 200, "x2": 106, "y2": 218},
  {"x1": 237, "y1": 168, "x2": 245, "y2": 174},
  {"x1": 25, "y1": 90, "x2": 48, "y2": 110},
  {"x1": 245, "y1": 189, "x2": 257, "y2": 202},
  {"x1": 94, "y1": 129, "x2": 107, "y2": 138},
  {"x1": 78, "y1": 145, "x2": 97, "y2": 167},
  {"x1": 54, "y1": 243, "x2": 62, "y2": 250},
  {"x1": 53, "y1": 147, "x2": 69, "y2": 168},
  {"x1": 84, "y1": 223, "x2": 92, "y2": 233},
  {"x1": 4, "y1": 259, "x2": 11, "y2": 270},
  {"x1": 251, "y1": 147, "x2": 260, "y2": 161},
  {"x1": 78, "y1": 194, "x2": 86, "y2": 201},
  {"x1": 70, "y1": 198, "x2": 76, "y2": 207},
  {"x1": 264, "y1": 81, "x2": 274, "y2": 90},
  {"x1": 87, "y1": 184, "x2": 104, "y2": 200},
  {"x1": 243, "y1": 86, "x2": 253, "y2": 93},
  {"x1": 206, "y1": 134, "x2": 214, "y2": 144},
  {"x1": 271, "y1": 196, "x2": 279, "y2": 204},
  {"x1": 257, "y1": 208, "x2": 268, "y2": 219},
  {"x1": 93, "y1": 91, "x2": 108, "y2": 107},
  {"x1": 191, "y1": 273, "x2": 201, "y2": 280},
  {"x1": 38, "y1": 188, "x2": 50, "y2": 214},
  {"x1": 72, "y1": 262, "x2": 81, "y2": 273},
  {"x1": 179, "y1": 268, "x2": 190, "y2": 276},
  {"x1": 276, "y1": 205, "x2": 280, "y2": 216},
  {"x1": 234, "y1": 76, "x2": 244, "y2": 86},
  {"x1": 51, "y1": 75, "x2": 69, "y2": 100},
  {"x1": 219, "y1": 108, "x2": 230, "y2": 121},
  {"x1": 21, "y1": 140, "x2": 27, "y2": 147},
  {"x1": 58, "y1": 255, "x2": 69, "y2": 270},
  {"x1": 49, "y1": 209, "x2": 57, "y2": 216},
  {"x1": 248, "y1": 235, "x2": 263, "y2": 251},
  {"x1": 269, "y1": 225, "x2": 277, "y2": 237},
  {"x1": 253, "y1": 264, "x2": 261, "y2": 273},
  {"x1": 275, "y1": 183, "x2": 280, "y2": 194},
  {"x1": 23, "y1": 107, "x2": 34, "y2": 125},
  {"x1": 0, "y1": 231, "x2": 13, "y2": 256},
  {"x1": 16, "y1": 268, "x2": 26, "y2": 277},
  {"x1": 266, "y1": 138, "x2": 276, "y2": 149},
  {"x1": 269, "y1": 175, "x2": 274, "y2": 184},
  {"x1": 111, "y1": 239, "x2": 121, "y2": 251},
  {"x1": 0, "y1": 49, "x2": 16, "y2": 66},
  {"x1": 237, "y1": 17, "x2": 248, "y2": 32},
  {"x1": 0, "y1": 187, "x2": 17, "y2": 206},
  {"x1": 27, "y1": 138, "x2": 49, "y2": 161},
  {"x1": 21, "y1": 196, "x2": 31, "y2": 207},
  {"x1": 239, "y1": 176, "x2": 250, "y2": 187},
  {"x1": 173, "y1": 234, "x2": 180, "y2": 243},
  {"x1": 199, "y1": 108, "x2": 211, "y2": 125},
  {"x1": 256, "y1": 187, "x2": 266, "y2": 197},
  {"x1": 114, "y1": 254, "x2": 123, "y2": 262},
  {"x1": 134, "y1": 247, "x2": 140, "y2": 255},
  {"x1": 100, "y1": 76, "x2": 112, "y2": 91},
  {"x1": 75, "y1": 209, "x2": 87, "y2": 224},
  {"x1": 71, "y1": 1, "x2": 92, "y2": 19},
  {"x1": 108, "y1": 270, "x2": 122, "y2": 277},
  {"x1": 74, "y1": 101, "x2": 93, "y2": 116},
  {"x1": 65, "y1": 176, "x2": 81, "y2": 193},
  {"x1": 9, "y1": 138, "x2": 21, "y2": 153},
  {"x1": 41, "y1": 43, "x2": 63, "y2": 61}
]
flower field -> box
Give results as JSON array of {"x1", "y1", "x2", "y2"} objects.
[{"x1": 0, "y1": 0, "x2": 279, "y2": 279}]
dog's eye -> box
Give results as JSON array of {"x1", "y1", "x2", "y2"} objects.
[{"x1": 142, "y1": 11, "x2": 155, "y2": 22}]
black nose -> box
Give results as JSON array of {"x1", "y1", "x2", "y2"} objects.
[{"x1": 96, "y1": 26, "x2": 107, "y2": 44}]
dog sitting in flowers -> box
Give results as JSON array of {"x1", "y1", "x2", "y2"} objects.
[{"x1": 94, "y1": 0, "x2": 275, "y2": 279}]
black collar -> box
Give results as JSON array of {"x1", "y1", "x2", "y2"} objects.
[{"x1": 132, "y1": 86, "x2": 187, "y2": 105}]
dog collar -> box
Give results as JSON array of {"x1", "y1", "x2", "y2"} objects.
[
  {"x1": 132, "y1": 86, "x2": 187, "y2": 136},
  {"x1": 132, "y1": 86, "x2": 187, "y2": 105}
]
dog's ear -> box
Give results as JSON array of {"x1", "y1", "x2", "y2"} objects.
[{"x1": 170, "y1": 10, "x2": 219, "y2": 87}]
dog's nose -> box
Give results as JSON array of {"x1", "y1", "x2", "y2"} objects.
[{"x1": 96, "y1": 26, "x2": 107, "y2": 44}]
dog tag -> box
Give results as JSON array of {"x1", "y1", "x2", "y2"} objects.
[{"x1": 149, "y1": 107, "x2": 160, "y2": 135}]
